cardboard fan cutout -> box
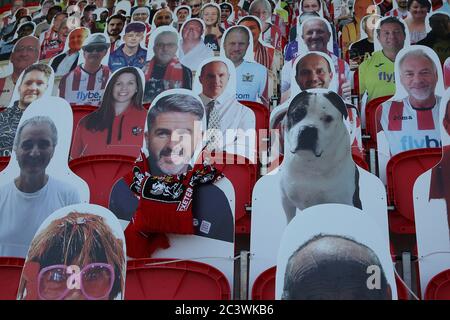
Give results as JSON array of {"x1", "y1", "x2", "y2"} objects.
[{"x1": 17, "y1": 203, "x2": 126, "y2": 300}]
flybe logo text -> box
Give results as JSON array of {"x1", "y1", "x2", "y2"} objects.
[
  {"x1": 400, "y1": 135, "x2": 441, "y2": 151},
  {"x1": 77, "y1": 91, "x2": 101, "y2": 101},
  {"x1": 378, "y1": 72, "x2": 395, "y2": 83}
]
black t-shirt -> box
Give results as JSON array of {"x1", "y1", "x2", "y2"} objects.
[{"x1": 349, "y1": 38, "x2": 374, "y2": 61}]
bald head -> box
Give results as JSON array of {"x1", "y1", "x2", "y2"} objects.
[
  {"x1": 302, "y1": 18, "x2": 331, "y2": 52},
  {"x1": 282, "y1": 235, "x2": 392, "y2": 300}
]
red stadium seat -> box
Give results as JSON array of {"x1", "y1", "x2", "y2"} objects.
[
  {"x1": 69, "y1": 154, "x2": 135, "y2": 207},
  {"x1": 386, "y1": 148, "x2": 442, "y2": 234},
  {"x1": 364, "y1": 95, "x2": 393, "y2": 150},
  {"x1": 239, "y1": 101, "x2": 270, "y2": 167},
  {"x1": 71, "y1": 105, "x2": 97, "y2": 144},
  {"x1": 125, "y1": 258, "x2": 231, "y2": 300},
  {"x1": 352, "y1": 150, "x2": 369, "y2": 171},
  {"x1": 0, "y1": 156, "x2": 10, "y2": 172},
  {"x1": 252, "y1": 266, "x2": 276, "y2": 300},
  {"x1": 424, "y1": 269, "x2": 450, "y2": 300},
  {"x1": 251, "y1": 266, "x2": 410, "y2": 300},
  {"x1": 210, "y1": 152, "x2": 258, "y2": 235},
  {"x1": 0, "y1": 257, "x2": 25, "y2": 300}
]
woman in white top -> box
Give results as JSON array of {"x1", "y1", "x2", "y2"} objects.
[{"x1": 404, "y1": 0, "x2": 431, "y2": 43}]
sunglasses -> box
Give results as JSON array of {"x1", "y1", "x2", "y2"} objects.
[
  {"x1": 37, "y1": 263, "x2": 115, "y2": 300},
  {"x1": 84, "y1": 46, "x2": 107, "y2": 53}
]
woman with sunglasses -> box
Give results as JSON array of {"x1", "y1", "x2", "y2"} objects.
[
  {"x1": 201, "y1": 3, "x2": 225, "y2": 52},
  {"x1": 70, "y1": 66, "x2": 146, "y2": 159},
  {"x1": 17, "y1": 211, "x2": 126, "y2": 300}
]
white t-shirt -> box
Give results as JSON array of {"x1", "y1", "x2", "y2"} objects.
[
  {"x1": 235, "y1": 60, "x2": 267, "y2": 103},
  {"x1": 0, "y1": 176, "x2": 81, "y2": 258}
]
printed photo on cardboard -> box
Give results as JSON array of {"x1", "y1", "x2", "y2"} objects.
[
  {"x1": 376, "y1": 45, "x2": 445, "y2": 183},
  {"x1": 151, "y1": 7, "x2": 175, "y2": 30},
  {"x1": 39, "y1": 12, "x2": 73, "y2": 61},
  {"x1": 403, "y1": 0, "x2": 432, "y2": 44},
  {"x1": 249, "y1": 89, "x2": 389, "y2": 294},
  {"x1": 50, "y1": 27, "x2": 90, "y2": 77},
  {"x1": 70, "y1": 66, "x2": 146, "y2": 160},
  {"x1": 104, "y1": 14, "x2": 127, "y2": 52},
  {"x1": 174, "y1": 5, "x2": 192, "y2": 31},
  {"x1": 178, "y1": 18, "x2": 214, "y2": 72},
  {"x1": 108, "y1": 21, "x2": 147, "y2": 72},
  {"x1": 58, "y1": 32, "x2": 111, "y2": 107},
  {"x1": 275, "y1": 204, "x2": 397, "y2": 300},
  {"x1": 0, "y1": 63, "x2": 55, "y2": 157},
  {"x1": 220, "y1": 25, "x2": 269, "y2": 106},
  {"x1": 0, "y1": 96, "x2": 90, "y2": 258},
  {"x1": 413, "y1": 89, "x2": 450, "y2": 297},
  {"x1": 0, "y1": 21, "x2": 36, "y2": 62},
  {"x1": 192, "y1": 56, "x2": 256, "y2": 161},
  {"x1": 0, "y1": 35, "x2": 41, "y2": 109},
  {"x1": 143, "y1": 26, "x2": 193, "y2": 104},
  {"x1": 200, "y1": 3, "x2": 224, "y2": 52},
  {"x1": 17, "y1": 203, "x2": 126, "y2": 300}
]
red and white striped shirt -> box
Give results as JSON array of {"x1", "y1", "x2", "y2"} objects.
[
  {"x1": 386, "y1": 8, "x2": 408, "y2": 19},
  {"x1": 378, "y1": 96, "x2": 442, "y2": 156},
  {"x1": 59, "y1": 64, "x2": 110, "y2": 107}
]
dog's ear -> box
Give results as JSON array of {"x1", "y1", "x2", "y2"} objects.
[{"x1": 324, "y1": 91, "x2": 348, "y2": 119}]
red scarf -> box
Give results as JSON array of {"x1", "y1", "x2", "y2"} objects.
[
  {"x1": 144, "y1": 57, "x2": 184, "y2": 84},
  {"x1": 124, "y1": 151, "x2": 222, "y2": 258}
]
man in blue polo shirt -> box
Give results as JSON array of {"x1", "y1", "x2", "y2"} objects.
[{"x1": 109, "y1": 22, "x2": 147, "y2": 72}]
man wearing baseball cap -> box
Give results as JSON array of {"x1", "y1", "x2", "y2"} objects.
[
  {"x1": 59, "y1": 33, "x2": 111, "y2": 106},
  {"x1": 109, "y1": 22, "x2": 147, "y2": 72}
]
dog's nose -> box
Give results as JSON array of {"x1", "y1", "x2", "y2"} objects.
[{"x1": 296, "y1": 126, "x2": 318, "y2": 151}]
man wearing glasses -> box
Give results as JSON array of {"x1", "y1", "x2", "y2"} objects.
[
  {"x1": 59, "y1": 33, "x2": 111, "y2": 107},
  {"x1": 142, "y1": 30, "x2": 192, "y2": 104},
  {"x1": 0, "y1": 116, "x2": 80, "y2": 258},
  {"x1": 0, "y1": 36, "x2": 40, "y2": 109}
]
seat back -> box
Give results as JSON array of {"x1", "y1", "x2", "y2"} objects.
[
  {"x1": 125, "y1": 258, "x2": 231, "y2": 300},
  {"x1": 251, "y1": 266, "x2": 276, "y2": 300},
  {"x1": 424, "y1": 269, "x2": 450, "y2": 300},
  {"x1": 69, "y1": 155, "x2": 135, "y2": 207},
  {"x1": 364, "y1": 95, "x2": 393, "y2": 149},
  {"x1": 0, "y1": 257, "x2": 25, "y2": 300},
  {"x1": 0, "y1": 156, "x2": 10, "y2": 172},
  {"x1": 386, "y1": 148, "x2": 442, "y2": 233}
]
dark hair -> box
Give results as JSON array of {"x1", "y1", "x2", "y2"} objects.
[
  {"x1": 147, "y1": 93, "x2": 204, "y2": 130},
  {"x1": 83, "y1": 4, "x2": 96, "y2": 13},
  {"x1": 21, "y1": 63, "x2": 52, "y2": 84},
  {"x1": 107, "y1": 14, "x2": 126, "y2": 24},
  {"x1": 239, "y1": 16, "x2": 261, "y2": 31},
  {"x1": 407, "y1": 0, "x2": 431, "y2": 12},
  {"x1": 296, "y1": 53, "x2": 332, "y2": 76},
  {"x1": 282, "y1": 234, "x2": 391, "y2": 300},
  {"x1": 376, "y1": 16, "x2": 406, "y2": 36},
  {"x1": 301, "y1": 0, "x2": 321, "y2": 10},
  {"x1": 225, "y1": 25, "x2": 250, "y2": 42},
  {"x1": 83, "y1": 67, "x2": 144, "y2": 144}
]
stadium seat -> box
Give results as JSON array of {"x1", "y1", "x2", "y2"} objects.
[
  {"x1": 0, "y1": 257, "x2": 24, "y2": 300},
  {"x1": 71, "y1": 105, "x2": 97, "y2": 144},
  {"x1": 386, "y1": 148, "x2": 442, "y2": 234},
  {"x1": 210, "y1": 152, "x2": 258, "y2": 235},
  {"x1": 240, "y1": 101, "x2": 270, "y2": 169},
  {"x1": 0, "y1": 156, "x2": 10, "y2": 172},
  {"x1": 125, "y1": 258, "x2": 231, "y2": 300},
  {"x1": 251, "y1": 266, "x2": 276, "y2": 300},
  {"x1": 251, "y1": 265, "x2": 410, "y2": 300},
  {"x1": 364, "y1": 95, "x2": 393, "y2": 150},
  {"x1": 69, "y1": 154, "x2": 136, "y2": 207},
  {"x1": 424, "y1": 269, "x2": 450, "y2": 300}
]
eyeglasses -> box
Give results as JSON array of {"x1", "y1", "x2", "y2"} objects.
[
  {"x1": 154, "y1": 42, "x2": 177, "y2": 49},
  {"x1": 191, "y1": 3, "x2": 201, "y2": 8},
  {"x1": 38, "y1": 263, "x2": 115, "y2": 300},
  {"x1": 84, "y1": 46, "x2": 107, "y2": 53},
  {"x1": 14, "y1": 45, "x2": 38, "y2": 53}
]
